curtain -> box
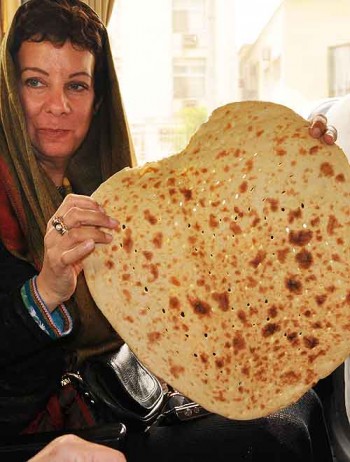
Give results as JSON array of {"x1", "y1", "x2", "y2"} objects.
[
  {"x1": 82, "y1": 0, "x2": 115, "y2": 26},
  {"x1": 0, "y1": 1, "x2": 115, "y2": 38},
  {"x1": 0, "y1": 0, "x2": 21, "y2": 39}
]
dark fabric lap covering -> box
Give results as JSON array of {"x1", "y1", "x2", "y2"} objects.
[{"x1": 124, "y1": 389, "x2": 333, "y2": 462}]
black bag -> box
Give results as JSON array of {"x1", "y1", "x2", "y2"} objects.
[{"x1": 64, "y1": 344, "x2": 209, "y2": 430}]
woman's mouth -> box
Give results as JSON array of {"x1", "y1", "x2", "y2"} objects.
[{"x1": 38, "y1": 128, "x2": 71, "y2": 140}]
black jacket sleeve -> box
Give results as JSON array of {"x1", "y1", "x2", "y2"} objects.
[{"x1": 0, "y1": 242, "x2": 66, "y2": 434}]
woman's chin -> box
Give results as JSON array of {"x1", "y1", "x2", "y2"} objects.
[{"x1": 33, "y1": 142, "x2": 76, "y2": 161}]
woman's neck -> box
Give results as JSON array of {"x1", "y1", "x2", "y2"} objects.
[
  {"x1": 33, "y1": 148, "x2": 69, "y2": 187},
  {"x1": 40, "y1": 163, "x2": 66, "y2": 187}
]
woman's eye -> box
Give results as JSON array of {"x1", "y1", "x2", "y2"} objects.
[
  {"x1": 25, "y1": 78, "x2": 44, "y2": 88},
  {"x1": 68, "y1": 82, "x2": 89, "y2": 92}
]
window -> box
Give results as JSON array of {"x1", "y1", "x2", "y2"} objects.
[
  {"x1": 329, "y1": 43, "x2": 350, "y2": 97},
  {"x1": 173, "y1": 58, "x2": 206, "y2": 99},
  {"x1": 109, "y1": 0, "x2": 350, "y2": 163},
  {"x1": 104, "y1": 6, "x2": 350, "y2": 461},
  {"x1": 172, "y1": 0, "x2": 206, "y2": 34}
]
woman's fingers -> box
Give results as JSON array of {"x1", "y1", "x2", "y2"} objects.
[
  {"x1": 38, "y1": 226, "x2": 109, "y2": 309},
  {"x1": 38, "y1": 193, "x2": 118, "y2": 308},
  {"x1": 59, "y1": 193, "x2": 102, "y2": 212},
  {"x1": 59, "y1": 226, "x2": 113, "y2": 253},
  {"x1": 45, "y1": 192, "x2": 117, "y2": 270},
  {"x1": 61, "y1": 239, "x2": 96, "y2": 266},
  {"x1": 47, "y1": 193, "x2": 117, "y2": 231},
  {"x1": 308, "y1": 114, "x2": 327, "y2": 138},
  {"x1": 47, "y1": 192, "x2": 118, "y2": 248},
  {"x1": 61, "y1": 206, "x2": 118, "y2": 231},
  {"x1": 46, "y1": 224, "x2": 113, "y2": 263}
]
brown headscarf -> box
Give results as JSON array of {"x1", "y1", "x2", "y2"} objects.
[{"x1": 0, "y1": 1, "x2": 136, "y2": 364}]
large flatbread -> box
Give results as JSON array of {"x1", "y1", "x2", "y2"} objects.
[{"x1": 83, "y1": 101, "x2": 350, "y2": 420}]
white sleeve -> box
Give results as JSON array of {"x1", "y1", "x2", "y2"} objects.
[{"x1": 326, "y1": 94, "x2": 350, "y2": 162}]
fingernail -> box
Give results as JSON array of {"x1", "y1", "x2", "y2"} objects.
[
  {"x1": 99, "y1": 206, "x2": 105, "y2": 213},
  {"x1": 311, "y1": 126, "x2": 321, "y2": 137},
  {"x1": 324, "y1": 130, "x2": 335, "y2": 144},
  {"x1": 105, "y1": 232, "x2": 113, "y2": 241},
  {"x1": 109, "y1": 218, "x2": 119, "y2": 226},
  {"x1": 84, "y1": 239, "x2": 95, "y2": 250}
]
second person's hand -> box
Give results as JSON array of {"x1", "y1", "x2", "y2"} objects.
[
  {"x1": 308, "y1": 113, "x2": 337, "y2": 144},
  {"x1": 28, "y1": 434, "x2": 127, "y2": 462}
]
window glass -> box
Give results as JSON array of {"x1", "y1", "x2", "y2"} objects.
[
  {"x1": 108, "y1": 0, "x2": 350, "y2": 164},
  {"x1": 172, "y1": 0, "x2": 206, "y2": 34},
  {"x1": 173, "y1": 58, "x2": 206, "y2": 99},
  {"x1": 329, "y1": 44, "x2": 350, "y2": 97}
]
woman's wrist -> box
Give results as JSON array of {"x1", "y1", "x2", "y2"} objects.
[
  {"x1": 21, "y1": 277, "x2": 73, "y2": 339},
  {"x1": 35, "y1": 274, "x2": 63, "y2": 312}
]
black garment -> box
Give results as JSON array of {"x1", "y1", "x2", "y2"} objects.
[
  {"x1": 0, "y1": 388, "x2": 334, "y2": 462},
  {"x1": 123, "y1": 389, "x2": 333, "y2": 462},
  {"x1": 0, "y1": 241, "x2": 335, "y2": 460},
  {"x1": 0, "y1": 241, "x2": 65, "y2": 434}
]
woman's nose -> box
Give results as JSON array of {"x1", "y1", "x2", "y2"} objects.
[{"x1": 44, "y1": 88, "x2": 71, "y2": 116}]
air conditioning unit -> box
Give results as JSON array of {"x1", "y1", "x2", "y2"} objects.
[
  {"x1": 182, "y1": 34, "x2": 198, "y2": 48},
  {"x1": 183, "y1": 98, "x2": 198, "y2": 108}
]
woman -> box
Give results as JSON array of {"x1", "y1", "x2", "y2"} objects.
[
  {"x1": 0, "y1": 0, "x2": 337, "y2": 460},
  {"x1": 0, "y1": 0, "x2": 133, "y2": 435}
]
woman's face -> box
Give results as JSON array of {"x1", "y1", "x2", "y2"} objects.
[{"x1": 17, "y1": 40, "x2": 95, "y2": 163}]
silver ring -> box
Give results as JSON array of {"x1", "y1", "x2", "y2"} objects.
[
  {"x1": 52, "y1": 216, "x2": 68, "y2": 235},
  {"x1": 325, "y1": 124, "x2": 338, "y2": 142}
]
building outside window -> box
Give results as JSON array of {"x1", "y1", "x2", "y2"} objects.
[
  {"x1": 172, "y1": 0, "x2": 206, "y2": 34},
  {"x1": 329, "y1": 43, "x2": 350, "y2": 97},
  {"x1": 173, "y1": 58, "x2": 206, "y2": 100},
  {"x1": 108, "y1": 0, "x2": 350, "y2": 163}
]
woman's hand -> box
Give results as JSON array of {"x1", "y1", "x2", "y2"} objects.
[
  {"x1": 308, "y1": 114, "x2": 337, "y2": 144},
  {"x1": 36, "y1": 194, "x2": 118, "y2": 311},
  {"x1": 28, "y1": 434, "x2": 126, "y2": 462}
]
